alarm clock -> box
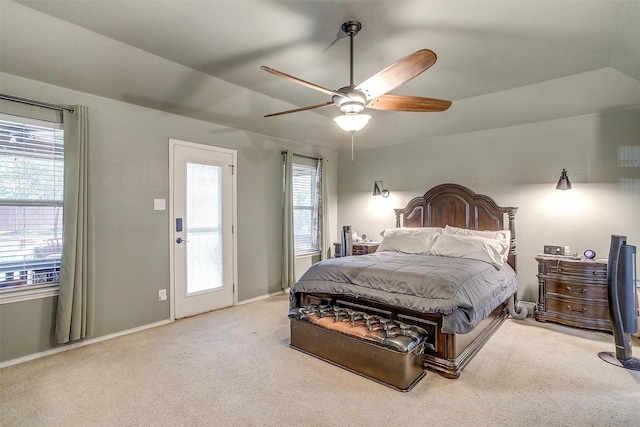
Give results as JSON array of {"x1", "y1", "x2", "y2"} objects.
[{"x1": 583, "y1": 249, "x2": 596, "y2": 259}]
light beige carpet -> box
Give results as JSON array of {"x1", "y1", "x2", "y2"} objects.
[{"x1": 1, "y1": 294, "x2": 639, "y2": 427}]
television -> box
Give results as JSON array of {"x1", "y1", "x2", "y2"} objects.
[{"x1": 598, "y1": 235, "x2": 640, "y2": 370}]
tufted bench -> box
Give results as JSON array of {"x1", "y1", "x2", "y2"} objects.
[{"x1": 288, "y1": 304, "x2": 429, "y2": 391}]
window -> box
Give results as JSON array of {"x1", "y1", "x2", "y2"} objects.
[
  {"x1": 0, "y1": 114, "x2": 64, "y2": 292},
  {"x1": 292, "y1": 158, "x2": 322, "y2": 255}
]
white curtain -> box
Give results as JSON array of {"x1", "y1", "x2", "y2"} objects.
[
  {"x1": 281, "y1": 150, "x2": 295, "y2": 289},
  {"x1": 55, "y1": 105, "x2": 95, "y2": 343}
]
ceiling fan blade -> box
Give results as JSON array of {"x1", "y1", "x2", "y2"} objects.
[
  {"x1": 264, "y1": 102, "x2": 334, "y2": 118},
  {"x1": 366, "y1": 94, "x2": 452, "y2": 112},
  {"x1": 261, "y1": 66, "x2": 347, "y2": 99},
  {"x1": 356, "y1": 49, "x2": 437, "y2": 100}
]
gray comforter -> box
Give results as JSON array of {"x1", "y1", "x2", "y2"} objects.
[{"x1": 290, "y1": 251, "x2": 518, "y2": 334}]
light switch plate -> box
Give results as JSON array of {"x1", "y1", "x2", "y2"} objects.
[{"x1": 154, "y1": 199, "x2": 166, "y2": 211}]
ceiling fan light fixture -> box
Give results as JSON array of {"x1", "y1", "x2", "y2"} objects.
[{"x1": 334, "y1": 113, "x2": 371, "y2": 133}]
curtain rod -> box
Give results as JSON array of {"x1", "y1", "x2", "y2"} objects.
[
  {"x1": 0, "y1": 93, "x2": 75, "y2": 113},
  {"x1": 281, "y1": 150, "x2": 321, "y2": 161}
]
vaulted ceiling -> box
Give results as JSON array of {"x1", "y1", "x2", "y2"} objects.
[{"x1": 2, "y1": 0, "x2": 639, "y2": 152}]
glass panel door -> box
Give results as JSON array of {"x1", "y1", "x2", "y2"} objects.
[
  {"x1": 171, "y1": 139, "x2": 236, "y2": 319},
  {"x1": 186, "y1": 162, "x2": 223, "y2": 294}
]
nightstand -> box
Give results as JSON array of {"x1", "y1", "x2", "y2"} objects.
[
  {"x1": 333, "y1": 242, "x2": 380, "y2": 257},
  {"x1": 535, "y1": 255, "x2": 611, "y2": 332}
]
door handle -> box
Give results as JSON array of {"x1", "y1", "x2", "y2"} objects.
[{"x1": 176, "y1": 238, "x2": 188, "y2": 244}]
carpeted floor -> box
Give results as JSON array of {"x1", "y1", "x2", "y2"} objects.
[{"x1": 1, "y1": 294, "x2": 639, "y2": 426}]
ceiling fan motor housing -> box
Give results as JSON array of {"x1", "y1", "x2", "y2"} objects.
[{"x1": 333, "y1": 86, "x2": 367, "y2": 114}]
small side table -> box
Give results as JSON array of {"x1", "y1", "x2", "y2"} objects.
[
  {"x1": 534, "y1": 255, "x2": 611, "y2": 332},
  {"x1": 333, "y1": 242, "x2": 380, "y2": 257}
]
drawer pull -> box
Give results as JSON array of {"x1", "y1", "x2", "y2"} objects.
[
  {"x1": 566, "y1": 305, "x2": 589, "y2": 314},
  {"x1": 566, "y1": 287, "x2": 587, "y2": 295}
]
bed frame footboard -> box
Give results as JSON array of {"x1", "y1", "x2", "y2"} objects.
[{"x1": 294, "y1": 291, "x2": 509, "y2": 379}]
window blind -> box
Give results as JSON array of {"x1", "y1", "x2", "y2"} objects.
[
  {"x1": 0, "y1": 114, "x2": 64, "y2": 288},
  {"x1": 292, "y1": 162, "x2": 319, "y2": 254}
]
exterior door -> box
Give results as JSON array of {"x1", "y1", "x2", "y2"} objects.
[{"x1": 170, "y1": 139, "x2": 236, "y2": 319}]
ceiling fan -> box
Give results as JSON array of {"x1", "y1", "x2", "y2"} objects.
[{"x1": 261, "y1": 20, "x2": 452, "y2": 133}]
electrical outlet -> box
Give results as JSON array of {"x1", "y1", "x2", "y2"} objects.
[{"x1": 158, "y1": 289, "x2": 167, "y2": 301}]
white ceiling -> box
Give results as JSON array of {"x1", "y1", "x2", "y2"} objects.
[{"x1": 2, "y1": 0, "x2": 639, "y2": 152}]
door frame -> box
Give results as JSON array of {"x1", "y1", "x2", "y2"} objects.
[{"x1": 168, "y1": 138, "x2": 238, "y2": 321}]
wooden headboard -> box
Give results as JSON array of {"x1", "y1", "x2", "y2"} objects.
[{"x1": 394, "y1": 183, "x2": 518, "y2": 271}]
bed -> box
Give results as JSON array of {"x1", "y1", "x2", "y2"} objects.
[{"x1": 290, "y1": 183, "x2": 519, "y2": 378}]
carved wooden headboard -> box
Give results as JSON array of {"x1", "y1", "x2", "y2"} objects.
[{"x1": 394, "y1": 183, "x2": 518, "y2": 271}]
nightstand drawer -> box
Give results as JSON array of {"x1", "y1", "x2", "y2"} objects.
[
  {"x1": 545, "y1": 280, "x2": 607, "y2": 301},
  {"x1": 543, "y1": 262, "x2": 607, "y2": 282},
  {"x1": 545, "y1": 295, "x2": 610, "y2": 322}
]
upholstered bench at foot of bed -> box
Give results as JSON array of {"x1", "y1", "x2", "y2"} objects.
[{"x1": 288, "y1": 304, "x2": 430, "y2": 391}]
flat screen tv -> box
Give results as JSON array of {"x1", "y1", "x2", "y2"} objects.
[{"x1": 598, "y1": 235, "x2": 640, "y2": 370}]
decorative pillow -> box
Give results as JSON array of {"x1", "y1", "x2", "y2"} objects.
[
  {"x1": 430, "y1": 233, "x2": 509, "y2": 268},
  {"x1": 377, "y1": 227, "x2": 443, "y2": 254},
  {"x1": 444, "y1": 225, "x2": 511, "y2": 247}
]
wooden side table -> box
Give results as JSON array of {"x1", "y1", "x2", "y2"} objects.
[
  {"x1": 535, "y1": 255, "x2": 611, "y2": 332},
  {"x1": 333, "y1": 242, "x2": 380, "y2": 257}
]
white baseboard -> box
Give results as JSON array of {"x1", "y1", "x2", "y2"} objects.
[
  {"x1": 0, "y1": 319, "x2": 171, "y2": 369},
  {"x1": 2, "y1": 292, "x2": 289, "y2": 369},
  {"x1": 237, "y1": 289, "x2": 288, "y2": 306}
]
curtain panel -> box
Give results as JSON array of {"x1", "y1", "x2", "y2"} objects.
[
  {"x1": 281, "y1": 150, "x2": 295, "y2": 290},
  {"x1": 55, "y1": 105, "x2": 95, "y2": 344},
  {"x1": 317, "y1": 158, "x2": 329, "y2": 261}
]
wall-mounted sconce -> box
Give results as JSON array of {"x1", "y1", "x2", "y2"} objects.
[
  {"x1": 556, "y1": 168, "x2": 572, "y2": 190},
  {"x1": 373, "y1": 181, "x2": 389, "y2": 197}
]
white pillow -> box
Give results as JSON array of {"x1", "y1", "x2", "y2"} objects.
[
  {"x1": 430, "y1": 233, "x2": 509, "y2": 268},
  {"x1": 377, "y1": 227, "x2": 443, "y2": 254},
  {"x1": 444, "y1": 225, "x2": 511, "y2": 247}
]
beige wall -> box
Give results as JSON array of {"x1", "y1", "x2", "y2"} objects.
[
  {"x1": 337, "y1": 107, "x2": 640, "y2": 302},
  {"x1": 0, "y1": 72, "x2": 338, "y2": 363},
  {"x1": 1, "y1": 72, "x2": 637, "y2": 363}
]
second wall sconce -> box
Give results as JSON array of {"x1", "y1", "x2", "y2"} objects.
[
  {"x1": 373, "y1": 181, "x2": 390, "y2": 197},
  {"x1": 556, "y1": 168, "x2": 572, "y2": 190}
]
